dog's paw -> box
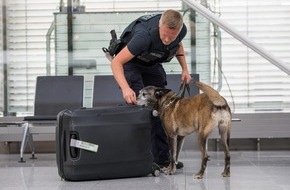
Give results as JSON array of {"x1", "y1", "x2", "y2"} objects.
[
  {"x1": 161, "y1": 167, "x2": 176, "y2": 175},
  {"x1": 193, "y1": 173, "x2": 204, "y2": 179},
  {"x1": 222, "y1": 171, "x2": 230, "y2": 177}
]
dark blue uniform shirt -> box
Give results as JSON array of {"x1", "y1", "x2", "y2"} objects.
[{"x1": 126, "y1": 19, "x2": 187, "y2": 64}]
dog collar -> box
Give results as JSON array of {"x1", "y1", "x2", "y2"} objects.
[
  {"x1": 154, "y1": 95, "x2": 179, "y2": 117},
  {"x1": 161, "y1": 95, "x2": 179, "y2": 110}
]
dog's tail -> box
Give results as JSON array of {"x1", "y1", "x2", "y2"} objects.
[{"x1": 194, "y1": 81, "x2": 227, "y2": 106}]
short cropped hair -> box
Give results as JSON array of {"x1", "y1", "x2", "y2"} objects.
[{"x1": 160, "y1": 9, "x2": 183, "y2": 30}]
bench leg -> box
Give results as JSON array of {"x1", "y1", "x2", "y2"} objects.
[
  {"x1": 19, "y1": 123, "x2": 37, "y2": 162},
  {"x1": 28, "y1": 133, "x2": 37, "y2": 159},
  {"x1": 206, "y1": 139, "x2": 220, "y2": 151},
  {"x1": 216, "y1": 139, "x2": 220, "y2": 151},
  {"x1": 257, "y1": 138, "x2": 261, "y2": 151},
  {"x1": 19, "y1": 123, "x2": 29, "y2": 163}
]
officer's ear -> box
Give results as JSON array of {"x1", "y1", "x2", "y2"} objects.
[{"x1": 154, "y1": 88, "x2": 171, "y2": 99}]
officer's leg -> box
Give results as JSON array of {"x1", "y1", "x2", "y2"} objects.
[
  {"x1": 143, "y1": 64, "x2": 184, "y2": 169},
  {"x1": 150, "y1": 115, "x2": 170, "y2": 166},
  {"x1": 142, "y1": 64, "x2": 167, "y2": 88},
  {"x1": 124, "y1": 63, "x2": 162, "y2": 163},
  {"x1": 142, "y1": 64, "x2": 170, "y2": 166}
]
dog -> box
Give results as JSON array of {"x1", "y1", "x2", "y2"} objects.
[{"x1": 136, "y1": 81, "x2": 231, "y2": 179}]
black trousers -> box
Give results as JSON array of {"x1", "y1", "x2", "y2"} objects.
[{"x1": 124, "y1": 62, "x2": 169, "y2": 164}]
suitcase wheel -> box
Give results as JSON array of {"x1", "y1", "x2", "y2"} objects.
[{"x1": 152, "y1": 163, "x2": 160, "y2": 177}]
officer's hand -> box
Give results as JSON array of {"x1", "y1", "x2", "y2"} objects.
[
  {"x1": 182, "y1": 72, "x2": 192, "y2": 84},
  {"x1": 122, "y1": 87, "x2": 137, "y2": 105}
]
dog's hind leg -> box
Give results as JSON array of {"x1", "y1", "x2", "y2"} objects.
[
  {"x1": 219, "y1": 125, "x2": 231, "y2": 177},
  {"x1": 194, "y1": 133, "x2": 209, "y2": 179}
]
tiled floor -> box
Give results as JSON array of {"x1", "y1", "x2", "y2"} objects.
[{"x1": 0, "y1": 150, "x2": 290, "y2": 190}]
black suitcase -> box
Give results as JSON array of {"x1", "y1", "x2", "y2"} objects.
[{"x1": 56, "y1": 106, "x2": 160, "y2": 181}]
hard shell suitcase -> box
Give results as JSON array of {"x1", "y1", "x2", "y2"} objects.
[{"x1": 56, "y1": 106, "x2": 160, "y2": 181}]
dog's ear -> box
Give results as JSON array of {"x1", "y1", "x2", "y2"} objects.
[{"x1": 155, "y1": 88, "x2": 171, "y2": 99}]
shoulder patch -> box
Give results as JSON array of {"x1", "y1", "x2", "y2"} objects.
[{"x1": 139, "y1": 14, "x2": 160, "y2": 21}]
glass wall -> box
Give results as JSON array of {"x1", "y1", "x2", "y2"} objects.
[
  {"x1": 204, "y1": 0, "x2": 290, "y2": 113},
  {"x1": 0, "y1": 0, "x2": 290, "y2": 115},
  {"x1": 0, "y1": 0, "x2": 186, "y2": 115},
  {"x1": 0, "y1": 0, "x2": 3, "y2": 115}
]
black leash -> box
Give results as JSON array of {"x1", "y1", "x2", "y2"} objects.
[{"x1": 177, "y1": 81, "x2": 190, "y2": 98}]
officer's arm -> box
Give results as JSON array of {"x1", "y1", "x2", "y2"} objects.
[
  {"x1": 176, "y1": 42, "x2": 192, "y2": 83},
  {"x1": 111, "y1": 46, "x2": 137, "y2": 104}
]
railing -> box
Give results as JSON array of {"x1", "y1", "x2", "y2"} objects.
[{"x1": 182, "y1": 0, "x2": 290, "y2": 76}]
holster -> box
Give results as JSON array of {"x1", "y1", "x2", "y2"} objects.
[{"x1": 103, "y1": 30, "x2": 125, "y2": 57}]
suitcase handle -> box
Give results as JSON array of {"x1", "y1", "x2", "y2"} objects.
[{"x1": 70, "y1": 133, "x2": 80, "y2": 159}]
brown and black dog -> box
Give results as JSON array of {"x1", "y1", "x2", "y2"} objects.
[{"x1": 136, "y1": 81, "x2": 231, "y2": 179}]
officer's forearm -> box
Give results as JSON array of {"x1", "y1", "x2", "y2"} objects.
[
  {"x1": 176, "y1": 54, "x2": 189, "y2": 73},
  {"x1": 110, "y1": 46, "x2": 134, "y2": 91},
  {"x1": 179, "y1": 62, "x2": 189, "y2": 74},
  {"x1": 111, "y1": 61, "x2": 130, "y2": 91},
  {"x1": 176, "y1": 43, "x2": 189, "y2": 72}
]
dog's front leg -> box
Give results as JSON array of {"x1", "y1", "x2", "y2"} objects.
[
  {"x1": 162, "y1": 136, "x2": 177, "y2": 175},
  {"x1": 176, "y1": 135, "x2": 185, "y2": 163}
]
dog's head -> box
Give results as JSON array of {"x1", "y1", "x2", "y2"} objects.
[{"x1": 136, "y1": 86, "x2": 172, "y2": 109}]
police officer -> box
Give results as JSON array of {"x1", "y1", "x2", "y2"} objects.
[{"x1": 110, "y1": 9, "x2": 192, "y2": 168}]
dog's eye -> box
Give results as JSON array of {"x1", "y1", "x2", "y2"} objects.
[{"x1": 142, "y1": 92, "x2": 147, "y2": 96}]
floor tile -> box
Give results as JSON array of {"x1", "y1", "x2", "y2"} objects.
[{"x1": 0, "y1": 151, "x2": 289, "y2": 190}]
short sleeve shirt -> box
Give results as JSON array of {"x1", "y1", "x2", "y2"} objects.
[
  {"x1": 126, "y1": 23, "x2": 151, "y2": 56},
  {"x1": 126, "y1": 22, "x2": 187, "y2": 57}
]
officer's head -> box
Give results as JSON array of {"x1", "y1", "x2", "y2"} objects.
[{"x1": 159, "y1": 9, "x2": 183, "y2": 45}]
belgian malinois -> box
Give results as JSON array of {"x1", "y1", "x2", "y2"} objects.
[{"x1": 136, "y1": 81, "x2": 231, "y2": 179}]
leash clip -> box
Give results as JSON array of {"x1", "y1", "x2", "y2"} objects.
[{"x1": 152, "y1": 110, "x2": 159, "y2": 117}]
